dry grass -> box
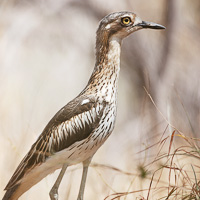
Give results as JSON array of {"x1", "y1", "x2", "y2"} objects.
[
  {"x1": 0, "y1": 0, "x2": 200, "y2": 199},
  {"x1": 92, "y1": 131, "x2": 200, "y2": 199}
]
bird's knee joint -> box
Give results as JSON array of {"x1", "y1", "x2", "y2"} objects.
[{"x1": 49, "y1": 188, "x2": 58, "y2": 200}]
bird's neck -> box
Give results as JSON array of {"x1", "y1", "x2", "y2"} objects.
[
  {"x1": 85, "y1": 36, "x2": 122, "y2": 101},
  {"x1": 95, "y1": 36, "x2": 121, "y2": 74},
  {"x1": 95, "y1": 28, "x2": 122, "y2": 65}
]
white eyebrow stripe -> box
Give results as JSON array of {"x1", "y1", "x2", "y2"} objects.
[
  {"x1": 81, "y1": 99, "x2": 90, "y2": 105},
  {"x1": 105, "y1": 24, "x2": 111, "y2": 29}
]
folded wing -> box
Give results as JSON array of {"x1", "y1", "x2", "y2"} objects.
[{"x1": 5, "y1": 95, "x2": 106, "y2": 190}]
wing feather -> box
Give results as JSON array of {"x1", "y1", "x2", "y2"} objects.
[{"x1": 5, "y1": 95, "x2": 106, "y2": 190}]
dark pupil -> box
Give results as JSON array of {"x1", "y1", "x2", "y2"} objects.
[{"x1": 125, "y1": 18, "x2": 129, "y2": 22}]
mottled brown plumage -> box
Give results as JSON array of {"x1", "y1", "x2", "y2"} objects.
[
  {"x1": 3, "y1": 11, "x2": 165, "y2": 200},
  {"x1": 5, "y1": 96, "x2": 106, "y2": 190}
]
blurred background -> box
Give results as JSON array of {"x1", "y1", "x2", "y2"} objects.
[{"x1": 0, "y1": 0, "x2": 200, "y2": 199}]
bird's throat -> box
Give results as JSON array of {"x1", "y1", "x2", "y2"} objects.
[
  {"x1": 88, "y1": 36, "x2": 121, "y2": 84},
  {"x1": 85, "y1": 37, "x2": 121, "y2": 101},
  {"x1": 95, "y1": 29, "x2": 122, "y2": 67},
  {"x1": 106, "y1": 37, "x2": 121, "y2": 70}
]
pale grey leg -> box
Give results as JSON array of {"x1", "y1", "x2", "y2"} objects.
[
  {"x1": 49, "y1": 163, "x2": 68, "y2": 200},
  {"x1": 77, "y1": 157, "x2": 92, "y2": 200}
]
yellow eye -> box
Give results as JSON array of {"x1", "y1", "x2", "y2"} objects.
[{"x1": 121, "y1": 17, "x2": 131, "y2": 25}]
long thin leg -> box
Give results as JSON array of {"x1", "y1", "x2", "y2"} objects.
[
  {"x1": 49, "y1": 163, "x2": 68, "y2": 200},
  {"x1": 77, "y1": 157, "x2": 92, "y2": 200}
]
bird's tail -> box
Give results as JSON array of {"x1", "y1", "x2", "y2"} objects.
[{"x1": 2, "y1": 184, "x2": 19, "y2": 200}]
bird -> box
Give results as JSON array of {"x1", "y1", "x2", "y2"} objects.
[{"x1": 3, "y1": 11, "x2": 165, "y2": 200}]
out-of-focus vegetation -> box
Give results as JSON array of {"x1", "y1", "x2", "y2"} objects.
[{"x1": 0, "y1": 0, "x2": 200, "y2": 199}]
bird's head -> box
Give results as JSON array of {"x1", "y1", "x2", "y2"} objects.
[
  {"x1": 95, "y1": 11, "x2": 165, "y2": 65},
  {"x1": 97, "y1": 11, "x2": 165, "y2": 41}
]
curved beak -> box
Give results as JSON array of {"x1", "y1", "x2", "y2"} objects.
[{"x1": 138, "y1": 21, "x2": 165, "y2": 29}]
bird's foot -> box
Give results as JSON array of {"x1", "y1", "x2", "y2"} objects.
[{"x1": 49, "y1": 188, "x2": 59, "y2": 200}]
